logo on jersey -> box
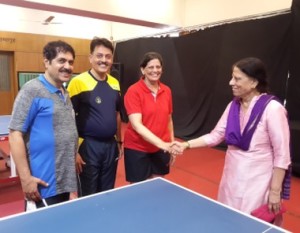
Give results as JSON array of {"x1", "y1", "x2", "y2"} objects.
[{"x1": 95, "y1": 96, "x2": 102, "y2": 104}]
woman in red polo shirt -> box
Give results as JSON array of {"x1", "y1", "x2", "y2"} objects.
[{"x1": 123, "y1": 52, "x2": 175, "y2": 183}]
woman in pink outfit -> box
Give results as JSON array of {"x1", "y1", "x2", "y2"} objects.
[{"x1": 175, "y1": 57, "x2": 291, "y2": 225}]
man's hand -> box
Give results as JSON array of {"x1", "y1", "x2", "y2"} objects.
[
  {"x1": 76, "y1": 153, "x2": 86, "y2": 174},
  {"x1": 69, "y1": 192, "x2": 78, "y2": 200},
  {"x1": 117, "y1": 142, "x2": 123, "y2": 160},
  {"x1": 22, "y1": 176, "x2": 48, "y2": 202}
]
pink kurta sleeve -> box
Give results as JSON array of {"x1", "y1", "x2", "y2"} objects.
[
  {"x1": 202, "y1": 102, "x2": 232, "y2": 147},
  {"x1": 265, "y1": 100, "x2": 291, "y2": 169}
]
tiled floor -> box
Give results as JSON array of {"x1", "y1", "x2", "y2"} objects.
[{"x1": 1, "y1": 146, "x2": 299, "y2": 232}]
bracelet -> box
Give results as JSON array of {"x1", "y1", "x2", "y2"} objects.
[
  {"x1": 185, "y1": 141, "x2": 190, "y2": 149},
  {"x1": 270, "y1": 189, "x2": 281, "y2": 195},
  {"x1": 117, "y1": 141, "x2": 123, "y2": 144}
]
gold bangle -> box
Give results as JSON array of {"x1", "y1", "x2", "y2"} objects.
[
  {"x1": 185, "y1": 141, "x2": 190, "y2": 149},
  {"x1": 270, "y1": 189, "x2": 281, "y2": 195}
]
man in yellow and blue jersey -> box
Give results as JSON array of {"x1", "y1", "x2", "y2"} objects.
[{"x1": 67, "y1": 38, "x2": 122, "y2": 196}]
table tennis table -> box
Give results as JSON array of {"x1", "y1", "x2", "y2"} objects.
[
  {"x1": 0, "y1": 115, "x2": 17, "y2": 179},
  {"x1": 0, "y1": 115, "x2": 10, "y2": 141},
  {"x1": 0, "y1": 178, "x2": 290, "y2": 233}
]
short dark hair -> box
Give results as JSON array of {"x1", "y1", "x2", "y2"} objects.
[
  {"x1": 90, "y1": 37, "x2": 114, "y2": 54},
  {"x1": 140, "y1": 52, "x2": 163, "y2": 68},
  {"x1": 43, "y1": 40, "x2": 75, "y2": 62},
  {"x1": 233, "y1": 57, "x2": 269, "y2": 93}
]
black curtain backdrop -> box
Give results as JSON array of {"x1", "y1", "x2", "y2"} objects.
[
  {"x1": 287, "y1": 0, "x2": 300, "y2": 175},
  {"x1": 286, "y1": 0, "x2": 300, "y2": 120},
  {"x1": 114, "y1": 12, "x2": 292, "y2": 140}
]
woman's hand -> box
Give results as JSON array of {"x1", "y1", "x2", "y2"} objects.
[
  {"x1": 268, "y1": 189, "x2": 282, "y2": 214},
  {"x1": 170, "y1": 141, "x2": 189, "y2": 154}
]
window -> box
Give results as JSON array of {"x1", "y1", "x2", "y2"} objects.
[
  {"x1": 17, "y1": 72, "x2": 79, "y2": 89},
  {"x1": 0, "y1": 53, "x2": 11, "y2": 91}
]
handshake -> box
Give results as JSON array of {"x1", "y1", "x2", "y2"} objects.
[{"x1": 162, "y1": 141, "x2": 190, "y2": 156}]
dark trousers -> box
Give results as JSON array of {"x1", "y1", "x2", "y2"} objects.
[{"x1": 78, "y1": 137, "x2": 119, "y2": 196}]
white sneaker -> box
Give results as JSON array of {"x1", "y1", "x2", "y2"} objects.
[{"x1": 5, "y1": 158, "x2": 11, "y2": 168}]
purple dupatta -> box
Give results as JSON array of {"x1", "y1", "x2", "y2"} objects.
[
  {"x1": 225, "y1": 94, "x2": 276, "y2": 150},
  {"x1": 225, "y1": 94, "x2": 291, "y2": 199}
]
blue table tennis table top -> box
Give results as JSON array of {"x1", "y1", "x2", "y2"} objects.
[
  {"x1": 0, "y1": 115, "x2": 10, "y2": 136},
  {"x1": 0, "y1": 178, "x2": 289, "y2": 233}
]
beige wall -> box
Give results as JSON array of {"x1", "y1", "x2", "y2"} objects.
[{"x1": 184, "y1": 0, "x2": 292, "y2": 27}]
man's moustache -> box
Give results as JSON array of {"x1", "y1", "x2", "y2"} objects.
[
  {"x1": 61, "y1": 69, "x2": 72, "y2": 74},
  {"x1": 98, "y1": 62, "x2": 109, "y2": 66}
]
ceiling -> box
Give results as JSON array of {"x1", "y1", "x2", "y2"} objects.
[
  {"x1": 0, "y1": 0, "x2": 176, "y2": 41},
  {"x1": 0, "y1": 0, "x2": 292, "y2": 41}
]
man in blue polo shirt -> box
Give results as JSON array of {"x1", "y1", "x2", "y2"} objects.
[{"x1": 9, "y1": 40, "x2": 78, "y2": 210}]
